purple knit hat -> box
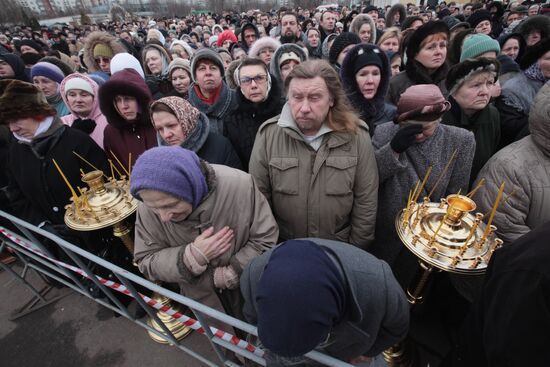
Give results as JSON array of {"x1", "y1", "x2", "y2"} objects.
[
  {"x1": 31, "y1": 62, "x2": 65, "y2": 84},
  {"x1": 130, "y1": 146, "x2": 208, "y2": 209}
]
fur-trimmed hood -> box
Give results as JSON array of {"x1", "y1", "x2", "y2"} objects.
[
  {"x1": 225, "y1": 59, "x2": 242, "y2": 90},
  {"x1": 248, "y1": 37, "x2": 282, "y2": 58},
  {"x1": 350, "y1": 14, "x2": 376, "y2": 44},
  {"x1": 498, "y1": 33, "x2": 526, "y2": 62},
  {"x1": 83, "y1": 31, "x2": 126, "y2": 73},
  {"x1": 98, "y1": 68, "x2": 153, "y2": 129},
  {"x1": 386, "y1": 4, "x2": 407, "y2": 28},
  {"x1": 516, "y1": 15, "x2": 550, "y2": 41},
  {"x1": 340, "y1": 44, "x2": 391, "y2": 128},
  {"x1": 269, "y1": 43, "x2": 308, "y2": 85}
]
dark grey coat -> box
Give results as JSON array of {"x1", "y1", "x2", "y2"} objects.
[{"x1": 240, "y1": 237, "x2": 409, "y2": 362}]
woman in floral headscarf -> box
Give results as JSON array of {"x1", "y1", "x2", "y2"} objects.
[{"x1": 150, "y1": 96, "x2": 242, "y2": 170}]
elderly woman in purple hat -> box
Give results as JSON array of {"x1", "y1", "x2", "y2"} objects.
[{"x1": 130, "y1": 146, "x2": 278, "y2": 331}]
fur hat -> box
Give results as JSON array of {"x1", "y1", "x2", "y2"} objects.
[
  {"x1": 225, "y1": 59, "x2": 242, "y2": 90},
  {"x1": 190, "y1": 48, "x2": 225, "y2": 80},
  {"x1": 519, "y1": 37, "x2": 550, "y2": 70},
  {"x1": 248, "y1": 37, "x2": 282, "y2": 58},
  {"x1": 467, "y1": 9, "x2": 492, "y2": 29},
  {"x1": 460, "y1": 33, "x2": 501, "y2": 61},
  {"x1": 515, "y1": 15, "x2": 550, "y2": 42},
  {"x1": 0, "y1": 79, "x2": 55, "y2": 123},
  {"x1": 446, "y1": 57, "x2": 500, "y2": 96},
  {"x1": 329, "y1": 32, "x2": 361, "y2": 65},
  {"x1": 406, "y1": 21, "x2": 449, "y2": 62}
]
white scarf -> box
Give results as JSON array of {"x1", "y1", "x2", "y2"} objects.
[{"x1": 13, "y1": 116, "x2": 55, "y2": 143}]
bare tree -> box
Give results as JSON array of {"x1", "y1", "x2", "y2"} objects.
[{"x1": 0, "y1": 0, "x2": 30, "y2": 25}]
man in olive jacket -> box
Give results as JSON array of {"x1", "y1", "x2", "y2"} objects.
[{"x1": 249, "y1": 60, "x2": 379, "y2": 250}]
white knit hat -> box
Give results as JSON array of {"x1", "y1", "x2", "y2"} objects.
[{"x1": 64, "y1": 77, "x2": 94, "y2": 96}]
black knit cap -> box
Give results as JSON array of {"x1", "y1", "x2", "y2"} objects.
[
  {"x1": 519, "y1": 37, "x2": 550, "y2": 70},
  {"x1": 329, "y1": 32, "x2": 361, "y2": 65},
  {"x1": 363, "y1": 5, "x2": 378, "y2": 14},
  {"x1": 19, "y1": 39, "x2": 44, "y2": 54},
  {"x1": 406, "y1": 21, "x2": 450, "y2": 62},
  {"x1": 467, "y1": 9, "x2": 492, "y2": 29}
]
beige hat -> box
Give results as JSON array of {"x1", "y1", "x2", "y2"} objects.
[{"x1": 278, "y1": 51, "x2": 301, "y2": 67}]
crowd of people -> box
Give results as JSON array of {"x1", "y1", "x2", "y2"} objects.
[{"x1": 0, "y1": 1, "x2": 549, "y2": 366}]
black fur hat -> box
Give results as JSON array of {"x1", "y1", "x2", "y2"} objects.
[
  {"x1": 406, "y1": 21, "x2": 450, "y2": 62},
  {"x1": 519, "y1": 37, "x2": 550, "y2": 70},
  {"x1": 446, "y1": 57, "x2": 500, "y2": 96}
]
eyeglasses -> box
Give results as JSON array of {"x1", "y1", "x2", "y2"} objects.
[{"x1": 240, "y1": 74, "x2": 268, "y2": 86}]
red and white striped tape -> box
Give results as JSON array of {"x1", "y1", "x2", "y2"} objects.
[{"x1": 0, "y1": 228, "x2": 264, "y2": 358}]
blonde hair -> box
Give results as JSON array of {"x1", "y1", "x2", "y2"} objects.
[
  {"x1": 285, "y1": 60, "x2": 361, "y2": 133},
  {"x1": 377, "y1": 27, "x2": 402, "y2": 47}
]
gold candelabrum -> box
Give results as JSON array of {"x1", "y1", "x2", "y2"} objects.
[
  {"x1": 383, "y1": 160, "x2": 507, "y2": 367},
  {"x1": 55, "y1": 155, "x2": 192, "y2": 343}
]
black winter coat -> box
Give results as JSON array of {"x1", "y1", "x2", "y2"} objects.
[
  {"x1": 6, "y1": 120, "x2": 109, "y2": 226},
  {"x1": 224, "y1": 77, "x2": 284, "y2": 171},
  {"x1": 456, "y1": 222, "x2": 550, "y2": 366},
  {"x1": 197, "y1": 132, "x2": 243, "y2": 170}
]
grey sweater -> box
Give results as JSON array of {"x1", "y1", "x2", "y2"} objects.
[{"x1": 369, "y1": 122, "x2": 475, "y2": 284}]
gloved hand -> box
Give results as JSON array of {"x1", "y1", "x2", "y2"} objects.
[
  {"x1": 72, "y1": 118, "x2": 97, "y2": 134},
  {"x1": 390, "y1": 124, "x2": 424, "y2": 153}
]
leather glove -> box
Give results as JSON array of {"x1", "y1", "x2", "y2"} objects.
[
  {"x1": 72, "y1": 118, "x2": 97, "y2": 134},
  {"x1": 390, "y1": 124, "x2": 424, "y2": 153}
]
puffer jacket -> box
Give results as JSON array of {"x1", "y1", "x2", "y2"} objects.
[
  {"x1": 474, "y1": 82, "x2": 550, "y2": 245},
  {"x1": 60, "y1": 73, "x2": 109, "y2": 149},
  {"x1": 134, "y1": 162, "x2": 278, "y2": 325},
  {"x1": 98, "y1": 69, "x2": 158, "y2": 168},
  {"x1": 249, "y1": 104, "x2": 379, "y2": 250},
  {"x1": 83, "y1": 31, "x2": 126, "y2": 73}
]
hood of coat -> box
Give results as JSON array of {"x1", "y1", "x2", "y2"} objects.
[
  {"x1": 59, "y1": 73, "x2": 103, "y2": 121},
  {"x1": 340, "y1": 44, "x2": 391, "y2": 122},
  {"x1": 248, "y1": 36, "x2": 282, "y2": 58},
  {"x1": 240, "y1": 23, "x2": 260, "y2": 52},
  {"x1": 269, "y1": 43, "x2": 308, "y2": 85},
  {"x1": 142, "y1": 43, "x2": 172, "y2": 77},
  {"x1": 386, "y1": 4, "x2": 406, "y2": 27},
  {"x1": 98, "y1": 68, "x2": 153, "y2": 129},
  {"x1": 235, "y1": 73, "x2": 282, "y2": 114},
  {"x1": 349, "y1": 14, "x2": 376, "y2": 44},
  {"x1": 0, "y1": 53, "x2": 29, "y2": 82},
  {"x1": 528, "y1": 81, "x2": 550, "y2": 157},
  {"x1": 498, "y1": 33, "x2": 526, "y2": 62},
  {"x1": 83, "y1": 31, "x2": 127, "y2": 73},
  {"x1": 515, "y1": 15, "x2": 550, "y2": 41}
]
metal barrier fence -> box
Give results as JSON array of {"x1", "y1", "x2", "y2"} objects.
[{"x1": 0, "y1": 210, "x2": 354, "y2": 367}]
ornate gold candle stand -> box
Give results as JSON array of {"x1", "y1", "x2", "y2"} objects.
[{"x1": 62, "y1": 170, "x2": 191, "y2": 342}]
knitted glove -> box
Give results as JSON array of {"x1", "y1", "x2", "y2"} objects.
[
  {"x1": 390, "y1": 124, "x2": 424, "y2": 153},
  {"x1": 72, "y1": 118, "x2": 97, "y2": 134},
  {"x1": 183, "y1": 243, "x2": 208, "y2": 276},
  {"x1": 213, "y1": 265, "x2": 239, "y2": 290}
]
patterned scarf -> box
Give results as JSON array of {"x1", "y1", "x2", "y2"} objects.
[{"x1": 524, "y1": 61, "x2": 548, "y2": 83}]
